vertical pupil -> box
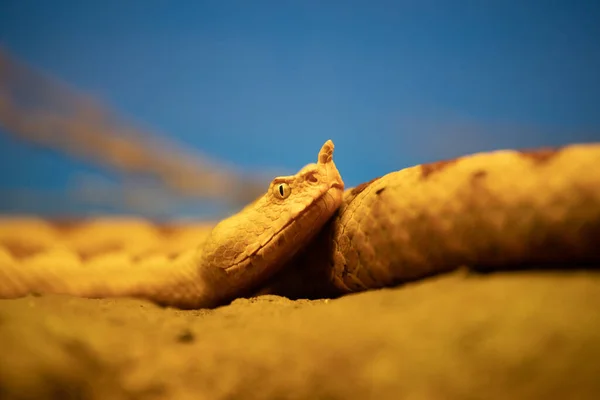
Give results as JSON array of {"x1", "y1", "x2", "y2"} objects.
[{"x1": 279, "y1": 185, "x2": 284, "y2": 196}]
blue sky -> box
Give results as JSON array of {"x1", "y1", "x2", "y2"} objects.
[{"x1": 1, "y1": 1, "x2": 599, "y2": 217}]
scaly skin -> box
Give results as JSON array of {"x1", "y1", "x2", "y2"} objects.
[
  {"x1": 1, "y1": 141, "x2": 600, "y2": 308},
  {"x1": 258, "y1": 142, "x2": 600, "y2": 300},
  {"x1": 0, "y1": 141, "x2": 344, "y2": 309}
]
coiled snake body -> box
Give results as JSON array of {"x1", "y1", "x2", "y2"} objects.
[{"x1": 1, "y1": 140, "x2": 599, "y2": 308}]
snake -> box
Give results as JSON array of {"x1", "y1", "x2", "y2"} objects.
[{"x1": 0, "y1": 140, "x2": 599, "y2": 309}]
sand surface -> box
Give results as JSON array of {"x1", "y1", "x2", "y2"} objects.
[{"x1": 1, "y1": 269, "x2": 600, "y2": 400}]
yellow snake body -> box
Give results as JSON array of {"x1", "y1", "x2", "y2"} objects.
[
  {"x1": 264, "y1": 142, "x2": 600, "y2": 300},
  {"x1": 1, "y1": 141, "x2": 600, "y2": 308},
  {"x1": 0, "y1": 141, "x2": 344, "y2": 308}
]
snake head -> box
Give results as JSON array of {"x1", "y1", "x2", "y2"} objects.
[
  {"x1": 199, "y1": 140, "x2": 344, "y2": 300},
  {"x1": 268, "y1": 139, "x2": 344, "y2": 213},
  {"x1": 252, "y1": 139, "x2": 345, "y2": 258}
]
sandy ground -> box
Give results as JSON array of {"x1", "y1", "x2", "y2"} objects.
[{"x1": 1, "y1": 269, "x2": 600, "y2": 400}]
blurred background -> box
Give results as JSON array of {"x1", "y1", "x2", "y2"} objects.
[{"x1": 0, "y1": 1, "x2": 599, "y2": 220}]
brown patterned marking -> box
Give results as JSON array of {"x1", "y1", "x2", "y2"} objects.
[
  {"x1": 78, "y1": 243, "x2": 126, "y2": 261},
  {"x1": 0, "y1": 240, "x2": 47, "y2": 259},
  {"x1": 131, "y1": 250, "x2": 181, "y2": 262},
  {"x1": 471, "y1": 170, "x2": 488, "y2": 181},
  {"x1": 469, "y1": 169, "x2": 489, "y2": 191},
  {"x1": 350, "y1": 176, "x2": 381, "y2": 196},
  {"x1": 519, "y1": 147, "x2": 561, "y2": 164},
  {"x1": 154, "y1": 223, "x2": 185, "y2": 237},
  {"x1": 420, "y1": 159, "x2": 458, "y2": 179},
  {"x1": 46, "y1": 218, "x2": 91, "y2": 233},
  {"x1": 131, "y1": 250, "x2": 163, "y2": 263}
]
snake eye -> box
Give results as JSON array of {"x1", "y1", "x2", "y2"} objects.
[{"x1": 273, "y1": 182, "x2": 291, "y2": 199}]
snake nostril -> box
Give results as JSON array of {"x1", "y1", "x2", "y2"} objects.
[{"x1": 330, "y1": 180, "x2": 344, "y2": 190}]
